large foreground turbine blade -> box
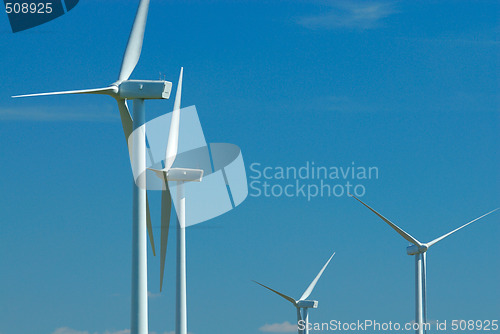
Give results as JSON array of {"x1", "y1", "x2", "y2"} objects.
[
  {"x1": 159, "y1": 176, "x2": 172, "y2": 292},
  {"x1": 12, "y1": 86, "x2": 118, "y2": 98},
  {"x1": 164, "y1": 67, "x2": 183, "y2": 171},
  {"x1": 253, "y1": 280, "x2": 297, "y2": 306},
  {"x1": 300, "y1": 252, "x2": 335, "y2": 301},
  {"x1": 118, "y1": 0, "x2": 150, "y2": 81},
  {"x1": 117, "y1": 98, "x2": 156, "y2": 255},
  {"x1": 426, "y1": 208, "x2": 499, "y2": 248},
  {"x1": 116, "y1": 99, "x2": 134, "y2": 143},
  {"x1": 351, "y1": 195, "x2": 422, "y2": 246}
]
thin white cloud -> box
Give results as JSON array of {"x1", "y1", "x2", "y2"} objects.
[
  {"x1": 147, "y1": 290, "x2": 161, "y2": 298},
  {"x1": 0, "y1": 105, "x2": 119, "y2": 122},
  {"x1": 298, "y1": 1, "x2": 396, "y2": 30},
  {"x1": 259, "y1": 321, "x2": 297, "y2": 333},
  {"x1": 102, "y1": 330, "x2": 130, "y2": 334},
  {"x1": 52, "y1": 328, "x2": 93, "y2": 334}
]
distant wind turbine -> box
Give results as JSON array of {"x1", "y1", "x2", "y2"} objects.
[
  {"x1": 351, "y1": 195, "x2": 498, "y2": 334},
  {"x1": 254, "y1": 252, "x2": 335, "y2": 334}
]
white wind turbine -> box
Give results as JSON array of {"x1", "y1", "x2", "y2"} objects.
[
  {"x1": 13, "y1": 1, "x2": 172, "y2": 333},
  {"x1": 351, "y1": 195, "x2": 499, "y2": 334},
  {"x1": 147, "y1": 66, "x2": 204, "y2": 334},
  {"x1": 254, "y1": 252, "x2": 335, "y2": 334}
]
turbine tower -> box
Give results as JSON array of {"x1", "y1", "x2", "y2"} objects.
[
  {"x1": 13, "y1": 1, "x2": 169, "y2": 333},
  {"x1": 351, "y1": 195, "x2": 498, "y2": 334},
  {"x1": 254, "y1": 252, "x2": 335, "y2": 334}
]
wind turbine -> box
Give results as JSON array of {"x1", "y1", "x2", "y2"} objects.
[
  {"x1": 350, "y1": 195, "x2": 498, "y2": 334},
  {"x1": 147, "y1": 66, "x2": 204, "y2": 334},
  {"x1": 13, "y1": 1, "x2": 170, "y2": 333},
  {"x1": 254, "y1": 252, "x2": 335, "y2": 334}
]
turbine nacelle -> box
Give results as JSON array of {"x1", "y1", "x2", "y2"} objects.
[
  {"x1": 117, "y1": 79, "x2": 172, "y2": 100},
  {"x1": 406, "y1": 244, "x2": 428, "y2": 255},
  {"x1": 150, "y1": 167, "x2": 204, "y2": 183},
  {"x1": 296, "y1": 300, "x2": 318, "y2": 309}
]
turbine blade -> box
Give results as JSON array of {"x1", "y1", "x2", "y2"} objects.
[
  {"x1": 146, "y1": 192, "x2": 156, "y2": 256},
  {"x1": 116, "y1": 99, "x2": 133, "y2": 141},
  {"x1": 12, "y1": 86, "x2": 117, "y2": 98},
  {"x1": 173, "y1": 67, "x2": 183, "y2": 112},
  {"x1": 300, "y1": 252, "x2": 335, "y2": 301},
  {"x1": 252, "y1": 280, "x2": 296, "y2": 306},
  {"x1": 160, "y1": 176, "x2": 172, "y2": 292},
  {"x1": 164, "y1": 67, "x2": 183, "y2": 171},
  {"x1": 351, "y1": 194, "x2": 422, "y2": 246},
  {"x1": 426, "y1": 208, "x2": 499, "y2": 248},
  {"x1": 118, "y1": 0, "x2": 150, "y2": 81}
]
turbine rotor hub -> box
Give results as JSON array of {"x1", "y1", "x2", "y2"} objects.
[{"x1": 406, "y1": 244, "x2": 428, "y2": 255}]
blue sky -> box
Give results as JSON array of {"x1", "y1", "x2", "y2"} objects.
[{"x1": 0, "y1": 1, "x2": 499, "y2": 334}]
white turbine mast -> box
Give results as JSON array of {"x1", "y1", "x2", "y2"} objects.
[
  {"x1": 13, "y1": 1, "x2": 173, "y2": 333},
  {"x1": 351, "y1": 195, "x2": 498, "y2": 334},
  {"x1": 254, "y1": 252, "x2": 335, "y2": 334}
]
